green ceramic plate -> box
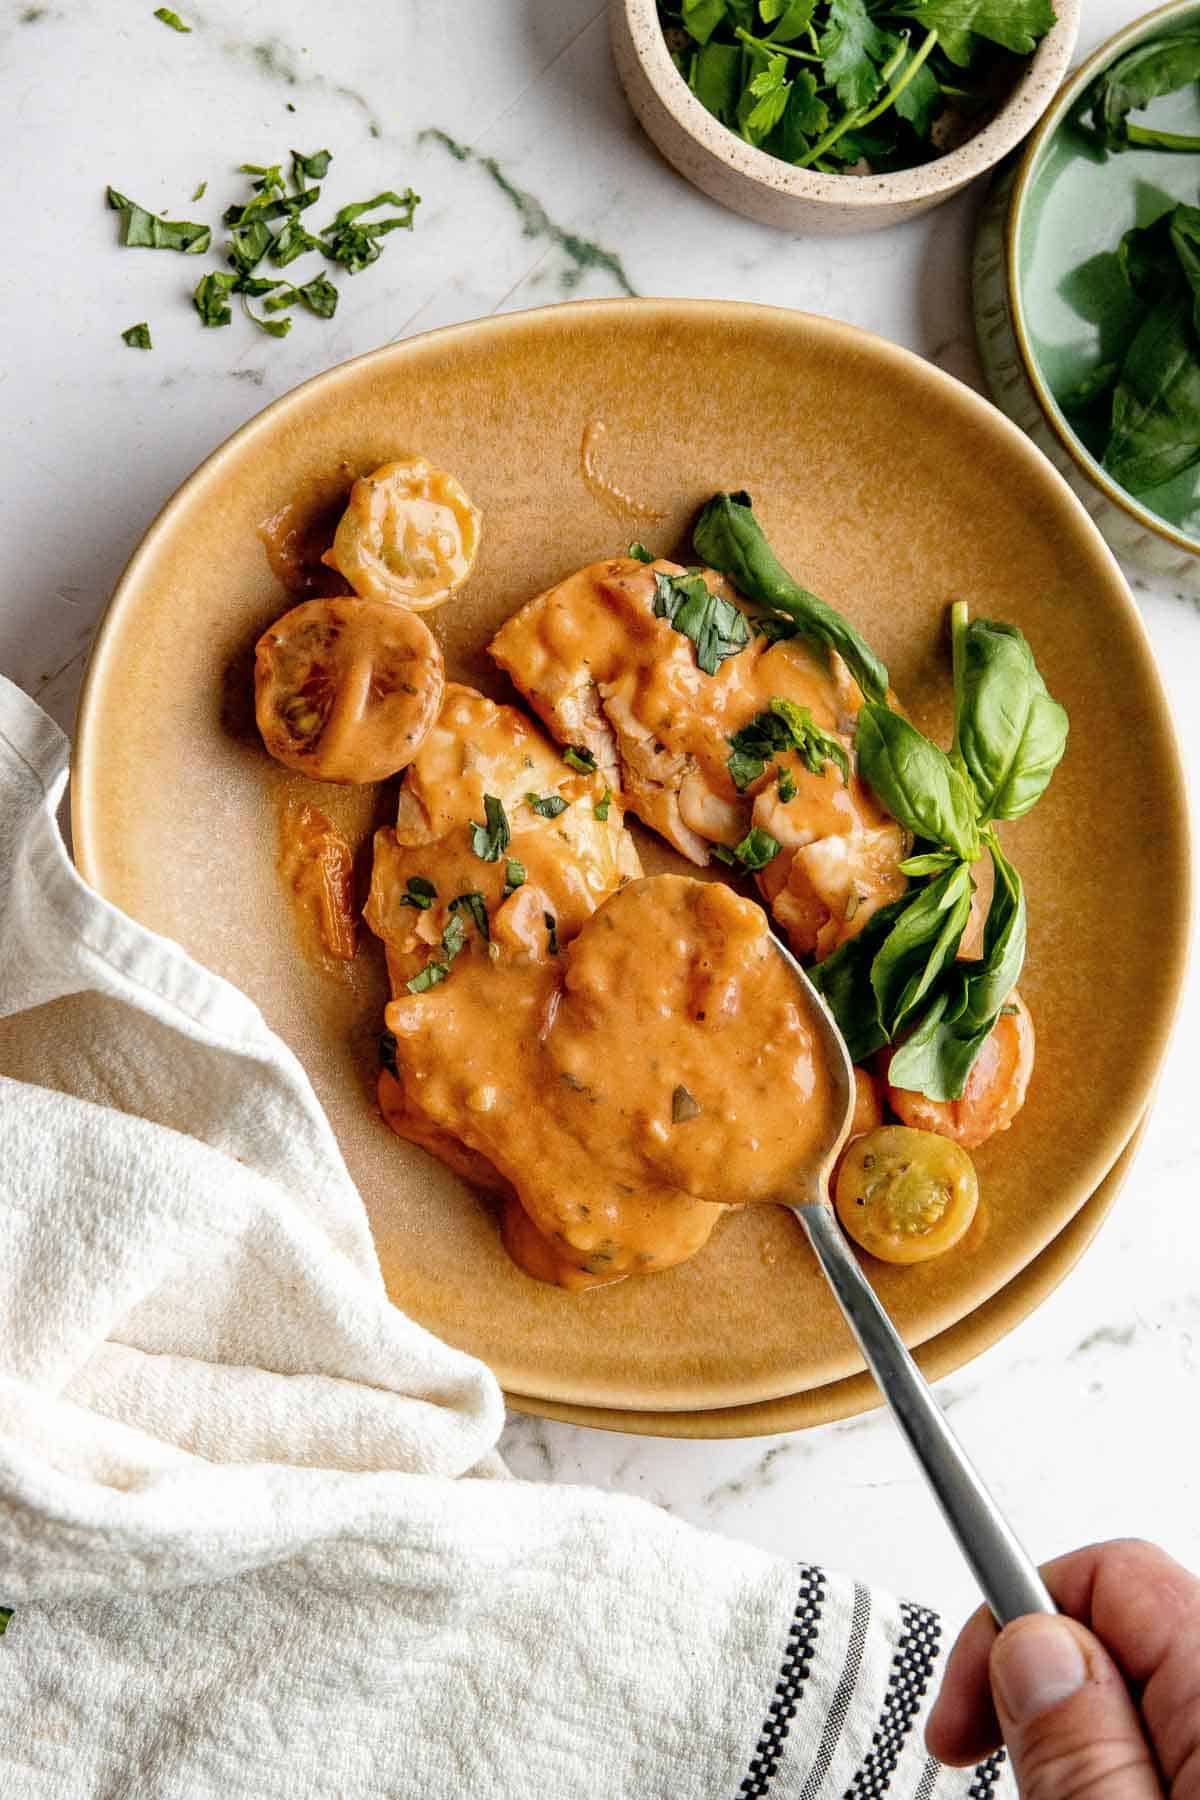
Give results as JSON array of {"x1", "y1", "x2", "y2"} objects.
[{"x1": 1010, "y1": 0, "x2": 1200, "y2": 555}]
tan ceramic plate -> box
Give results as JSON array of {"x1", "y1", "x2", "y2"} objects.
[{"x1": 74, "y1": 300, "x2": 1189, "y2": 1417}]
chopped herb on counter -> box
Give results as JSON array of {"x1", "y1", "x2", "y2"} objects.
[
  {"x1": 191, "y1": 180, "x2": 207, "y2": 201},
  {"x1": 153, "y1": 6, "x2": 191, "y2": 30},
  {"x1": 121, "y1": 322, "x2": 152, "y2": 348},
  {"x1": 107, "y1": 186, "x2": 210, "y2": 253}
]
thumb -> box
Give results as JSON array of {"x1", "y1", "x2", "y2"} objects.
[{"x1": 989, "y1": 1613, "x2": 1163, "y2": 1798}]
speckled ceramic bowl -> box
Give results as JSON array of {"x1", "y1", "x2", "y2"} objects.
[
  {"x1": 610, "y1": 0, "x2": 1080, "y2": 233},
  {"x1": 974, "y1": 0, "x2": 1200, "y2": 590}
]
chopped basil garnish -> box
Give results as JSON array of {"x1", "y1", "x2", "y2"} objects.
[
  {"x1": 470, "y1": 794, "x2": 510, "y2": 862},
  {"x1": 563, "y1": 745, "x2": 596, "y2": 773},
  {"x1": 441, "y1": 913, "x2": 467, "y2": 961},
  {"x1": 726, "y1": 698, "x2": 849, "y2": 793},
  {"x1": 594, "y1": 786, "x2": 612, "y2": 822},
  {"x1": 270, "y1": 217, "x2": 321, "y2": 266},
  {"x1": 191, "y1": 180, "x2": 207, "y2": 202},
  {"x1": 777, "y1": 766, "x2": 796, "y2": 804},
  {"x1": 526, "y1": 792, "x2": 567, "y2": 819},
  {"x1": 714, "y1": 827, "x2": 781, "y2": 872},
  {"x1": 192, "y1": 271, "x2": 236, "y2": 326},
  {"x1": 449, "y1": 892, "x2": 490, "y2": 940},
  {"x1": 651, "y1": 570, "x2": 749, "y2": 676},
  {"x1": 153, "y1": 7, "x2": 190, "y2": 30},
  {"x1": 406, "y1": 961, "x2": 449, "y2": 993},
  {"x1": 628, "y1": 542, "x2": 654, "y2": 563},
  {"x1": 379, "y1": 1029, "x2": 399, "y2": 1077},
  {"x1": 503, "y1": 858, "x2": 526, "y2": 896},
  {"x1": 264, "y1": 272, "x2": 338, "y2": 317},
  {"x1": 544, "y1": 912, "x2": 560, "y2": 955},
  {"x1": 121, "y1": 322, "x2": 152, "y2": 349},
  {"x1": 107, "y1": 186, "x2": 210, "y2": 254},
  {"x1": 671, "y1": 1084, "x2": 702, "y2": 1123},
  {"x1": 399, "y1": 875, "x2": 437, "y2": 911},
  {"x1": 321, "y1": 189, "x2": 420, "y2": 273}
]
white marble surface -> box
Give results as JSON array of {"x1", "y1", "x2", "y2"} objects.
[{"x1": 3, "y1": 0, "x2": 1197, "y2": 1647}]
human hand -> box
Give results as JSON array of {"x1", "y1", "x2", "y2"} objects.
[{"x1": 926, "y1": 1539, "x2": 1200, "y2": 1797}]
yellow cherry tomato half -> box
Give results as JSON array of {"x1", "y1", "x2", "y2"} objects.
[
  {"x1": 834, "y1": 1125, "x2": 978, "y2": 1265},
  {"x1": 322, "y1": 457, "x2": 481, "y2": 611}
]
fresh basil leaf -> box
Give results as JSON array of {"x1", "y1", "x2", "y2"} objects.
[
  {"x1": 895, "y1": 0, "x2": 1054, "y2": 56},
  {"x1": 855, "y1": 701, "x2": 980, "y2": 861},
  {"x1": 503, "y1": 858, "x2": 526, "y2": 895},
  {"x1": 594, "y1": 787, "x2": 613, "y2": 821},
  {"x1": 526, "y1": 792, "x2": 568, "y2": 818},
  {"x1": 1061, "y1": 360, "x2": 1121, "y2": 412},
  {"x1": 1105, "y1": 292, "x2": 1200, "y2": 492},
  {"x1": 1119, "y1": 209, "x2": 1182, "y2": 303},
  {"x1": 692, "y1": 492, "x2": 889, "y2": 703},
  {"x1": 870, "y1": 861, "x2": 971, "y2": 1033},
  {"x1": 897, "y1": 849, "x2": 956, "y2": 877},
  {"x1": 470, "y1": 794, "x2": 510, "y2": 861},
  {"x1": 406, "y1": 960, "x2": 449, "y2": 994},
  {"x1": 652, "y1": 570, "x2": 750, "y2": 675},
  {"x1": 627, "y1": 541, "x2": 655, "y2": 563},
  {"x1": 1086, "y1": 33, "x2": 1200, "y2": 151},
  {"x1": 153, "y1": 7, "x2": 190, "y2": 30},
  {"x1": 400, "y1": 876, "x2": 438, "y2": 910},
  {"x1": 449, "y1": 892, "x2": 490, "y2": 940},
  {"x1": 292, "y1": 147, "x2": 333, "y2": 185},
  {"x1": 954, "y1": 619, "x2": 1067, "y2": 822},
  {"x1": 807, "y1": 896, "x2": 910, "y2": 1062},
  {"x1": 121, "y1": 322, "x2": 152, "y2": 348},
  {"x1": 563, "y1": 745, "x2": 597, "y2": 773},
  {"x1": 888, "y1": 843, "x2": 1025, "y2": 1099},
  {"x1": 107, "y1": 186, "x2": 211, "y2": 254},
  {"x1": 192, "y1": 270, "x2": 237, "y2": 326}
]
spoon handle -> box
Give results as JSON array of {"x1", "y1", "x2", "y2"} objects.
[{"x1": 796, "y1": 1201, "x2": 1055, "y2": 1627}]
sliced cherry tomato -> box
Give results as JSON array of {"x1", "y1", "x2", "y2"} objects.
[
  {"x1": 322, "y1": 457, "x2": 481, "y2": 611},
  {"x1": 255, "y1": 595, "x2": 443, "y2": 783},
  {"x1": 885, "y1": 992, "x2": 1035, "y2": 1150},
  {"x1": 835, "y1": 1125, "x2": 978, "y2": 1264}
]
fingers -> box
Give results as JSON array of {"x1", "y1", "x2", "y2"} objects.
[
  {"x1": 989, "y1": 1614, "x2": 1162, "y2": 1799},
  {"x1": 926, "y1": 1539, "x2": 1200, "y2": 1789}
]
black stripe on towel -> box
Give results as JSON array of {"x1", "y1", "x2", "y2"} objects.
[
  {"x1": 798, "y1": 1583, "x2": 871, "y2": 1800},
  {"x1": 967, "y1": 1749, "x2": 1008, "y2": 1797},
  {"x1": 844, "y1": 1599, "x2": 941, "y2": 1797},
  {"x1": 739, "y1": 1564, "x2": 827, "y2": 1797}
]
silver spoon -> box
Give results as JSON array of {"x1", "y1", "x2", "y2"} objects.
[{"x1": 773, "y1": 934, "x2": 1055, "y2": 1627}]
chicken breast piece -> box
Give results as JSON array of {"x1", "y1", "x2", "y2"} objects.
[{"x1": 489, "y1": 556, "x2": 908, "y2": 959}]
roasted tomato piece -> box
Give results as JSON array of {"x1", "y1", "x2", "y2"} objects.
[
  {"x1": 255, "y1": 595, "x2": 443, "y2": 783},
  {"x1": 835, "y1": 1125, "x2": 979, "y2": 1265}
]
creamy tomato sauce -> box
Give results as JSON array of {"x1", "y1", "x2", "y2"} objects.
[
  {"x1": 278, "y1": 799, "x2": 358, "y2": 965},
  {"x1": 380, "y1": 874, "x2": 838, "y2": 1288},
  {"x1": 490, "y1": 557, "x2": 908, "y2": 958}
]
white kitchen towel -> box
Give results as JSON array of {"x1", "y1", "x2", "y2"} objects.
[{"x1": 0, "y1": 674, "x2": 1011, "y2": 1799}]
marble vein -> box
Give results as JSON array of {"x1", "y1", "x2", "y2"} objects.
[{"x1": 420, "y1": 129, "x2": 637, "y2": 298}]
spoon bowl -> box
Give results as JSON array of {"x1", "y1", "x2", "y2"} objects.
[{"x1": 772, "y1": 934, "x2": 1055, "y2": 1627}]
